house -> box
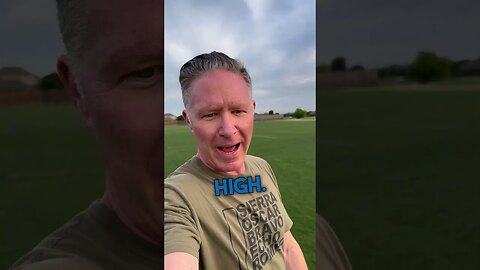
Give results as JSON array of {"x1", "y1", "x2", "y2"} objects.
[
  {"x1": 0, "y1": 67, "x2": 39, "y2": 92},
  {"x1": 317, "y1": 70, "x2": 379, "y2": 88},
  {"x1": 0, "y1": 67, "x2": 41, "y2": 104},
  {"x1": 164, "y1": 113, "x2": 177, "y2": 122}
]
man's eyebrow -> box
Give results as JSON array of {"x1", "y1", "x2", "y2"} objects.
[
  {"x1": 99, "y1": 43, "x2": 164, "y2": 73},
  {"x1": 198, "y1": 105, "x2": 219, "y2": 112},
  {"x1": 108, "y1": 50, "x2": 163, "y2": 66}
]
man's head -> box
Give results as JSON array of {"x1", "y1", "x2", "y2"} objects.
[
  {"x1": 180, "y1": 52, "x2": 256, "y2": 175},
  {"x1": 180, "y1": 51, "x2": 252, "y2": 111},
  {"x1": 56, "y1": 0, "x2": 164, "y2": 245},
  {"x1": 56, "y1": 0, "x2": 86, "y2": 76}
]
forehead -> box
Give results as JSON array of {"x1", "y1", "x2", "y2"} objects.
[
  {"x1": 82, "y1": 0, "x2": 164, "y2": 65},
  {"x1": 189, "y1": 70, "x2": 251, "y2": 107},
  {"x1": 85, "y1": 0, "x2": 164, "y2": 33}
]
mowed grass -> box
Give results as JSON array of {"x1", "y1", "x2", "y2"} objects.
[
  {"x1": 165, "y1": 119, "x2": 316, "y2": 269},
  {"x1": 0, "y1": 104, "x2": 105, "y2": 269},
  {"x1": 1, "y1": 104, "x2": 315, "y2": 269},
  {"x1": 317, "y1": 80, "x2": 480, "y2": 269}
]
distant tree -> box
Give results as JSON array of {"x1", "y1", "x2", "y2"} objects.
[
  {"x1": 176, "y1": 115, "x2": 184, "y2": 121},
  {"x1": 330, "y1": 57, "x2": 347, "y2": 72},
  {"x1": 351, "y1": 65, "x2": 365, "y2": 71},
  {"x1": 410, "y1": 51, "x2": 452, "y2": 83},
  {"x1": 39, "y1": 72, "x2": 63, "y2": 90},
  {"x1": 268, "y1": 110, "x2": 274, "y2": 115},
  {"x1": 293, "y1": 108, "x2": 307, "y2": 119}
]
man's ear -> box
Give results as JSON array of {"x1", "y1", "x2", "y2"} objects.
[
  {"x1": 182, "y1": 110, "x2": 193, "y2": 132},
  {"x1": 252, "y1": 100, "x2": 256, "y2": 112},
  {"x1": 57, "y1": 55, "x2": 92, "y2": 128}
]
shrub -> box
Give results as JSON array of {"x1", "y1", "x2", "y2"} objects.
[
  {"x1": 410, "y1": 51, "x2": 452, "y2": 83},
  {"x1": 293, "y1": 108, "x2": 307, "y2": 119}
]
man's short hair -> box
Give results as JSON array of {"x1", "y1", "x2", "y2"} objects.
[
  {"x1": 179, "y1": 51, "x2": 252, "y2": 109},
  {"x1": 56, "y1": 0, "x2": 87, "y2": 72}
]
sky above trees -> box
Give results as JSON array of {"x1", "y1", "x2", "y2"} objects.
[
  {"x1": 317, "y1": 0, "x2": 480, "y2": 68},
  {"x1": 2, "y1": 0, "x2": 479, "y2": 113}
]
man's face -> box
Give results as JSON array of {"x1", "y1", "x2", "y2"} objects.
[
  {"x1": 62, "y1": 0, "x2": 164, "y2": 203},
  {"x1": 184, "y1": 70, "x2": 255, "y2": 175}
]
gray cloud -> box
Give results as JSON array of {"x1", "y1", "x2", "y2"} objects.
[
  {"x1": 0, "y1": 0, "x2": 63, "y2": 76},
  {"x1": 1, "y1": 0, "x2": 315, "y2": 115},
  {"x1": 165, "y1": 0, "x2": 316, "y2": 115},
  {"x1": 317, "y1": 0, "x2": 480, "y2": 68}
]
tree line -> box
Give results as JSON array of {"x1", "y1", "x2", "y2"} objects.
[{"x1": 318, "y1": 51, "x2": 480, "y2": 83}]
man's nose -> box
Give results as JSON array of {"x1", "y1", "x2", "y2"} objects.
[{"x1": 219, "y1": 114, "x2": 237, "y2": 137}]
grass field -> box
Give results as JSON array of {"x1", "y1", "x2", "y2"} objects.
[
  {"x1": 4, "y1": 77, "x2": 479, "y2": 269},
  {"x1": 0, "y1": 104, "x2": 105, "y2": 269},
  {"x1": 165, "y1": 119, "x2": 316, "y2": 269},
  {"x1": 317, "y1": 79, "x2": 480, "y2": 269},
  {"x1": 0, "y1": 104, "x2": 315, "y2": 269}
]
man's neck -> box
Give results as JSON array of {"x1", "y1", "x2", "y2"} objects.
[{"x1": 101, "y1": 184, "x2": 163, "y2": 246}]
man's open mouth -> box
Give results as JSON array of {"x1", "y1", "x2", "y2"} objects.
[{"x1": 218, "y1": 143, "x2": 240, "y2": 153}]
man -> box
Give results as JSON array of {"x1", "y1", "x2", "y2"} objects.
[
  {"x1": 164, "y1": 52, "x2": 308, "y2": 270},
  {"x1": 10, "y1": 0, "x2": 164, "y2": 269}
]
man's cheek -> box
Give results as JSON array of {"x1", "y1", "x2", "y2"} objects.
[{"x1": 147, "y1": 139, "x2": 163, "y2": 178}]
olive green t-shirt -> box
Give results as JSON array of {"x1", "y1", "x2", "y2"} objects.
[
  {"x1": 9, "y1": 200, "x2": 162, "y2": 270},
  {"x1": 165, "y1": 155, "x2": 293, "y2": 270},
  {"x1": 316, "y1": 214, "x2": 352, "y2": 270}
]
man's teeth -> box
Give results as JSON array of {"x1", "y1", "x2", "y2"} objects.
[
  {"x1": 222, "y1": 146, "x2": 235, "y2": 152},
  {"x1": 220, "y1": 144, "x2": 238, "y2": 152}
]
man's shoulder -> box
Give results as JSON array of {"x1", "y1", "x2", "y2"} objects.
[
  {"x1": 165, "y1": 155, "x2": 215, "y2": 189},
  {"x1": 10, "y1": 200, "x2": 162, "y2": 270},
  {"x1": 245, "y1": 154, "x2": 267, "y2": 163},
  {"x1": 10, "y1": 253, "x2": 102, "y2": 270},
  {"x1": 164, "y1": 159, "x2": 210, "y2": 200},
  {"x1": 165, "y1": 156, "x2": 200, "y2": 181},
  {"x1": 245, "y1": 155, "x2": 272, "y2": 172},
  {"x1": 9, "y1": 202, "x2": 102, "y2": 270}
]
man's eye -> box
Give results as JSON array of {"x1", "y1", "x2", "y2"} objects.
[
  {"x1": 121, "y1": 66, "x2": 163, "y2": 87},
  {"x1": 233, "y1": 110, "x2": 245, "y2": 115},
  {"x1": 132, "y1": 67, "x2": 160, "y2": 79},
  {"x1": 203, "y1": 113, "x2": 216, "y2": 119}
]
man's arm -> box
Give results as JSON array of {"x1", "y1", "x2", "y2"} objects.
[
  {"x1": 164, "y1": 252, "x2": 199, "y2": 270},
  {"x1": 284, "y1": 230, "x2": 308, "y2": 270}
]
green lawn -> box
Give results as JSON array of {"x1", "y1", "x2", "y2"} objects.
[
  {"x1": 0, "y1": 103, "x2": 105, "y2": 269},
  {"x1": 165, "y1": 119, "x2": 316, "y2": 269},
  {"x1": 317, "y1": 81, "x2": 480, "y2": 269},
  {"x1": 4, "y1": 79, "x2": 480, "y2": 270},
  {"x1": 1, "y1": 104, "x2": 315, "y2": 269}
]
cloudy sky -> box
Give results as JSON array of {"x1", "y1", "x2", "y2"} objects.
[
  {"x1": 0, "y1": 0, "x2": 63, "y2": 77},
  {"x1": 165, "y1": 0, "x2": 316, "y2": 115},
  {"x1": 3, "y1": 0, "x2": 478, "y2": 114},
  {"x1": 1, "y1": 0, "x2": 316, "y2": 115},
  {"x1": 317, "y1": 0, "x2": 480, "y2": 69}
]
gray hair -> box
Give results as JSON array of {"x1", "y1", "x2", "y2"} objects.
[
  {"x1": 179, "y1": 51, "x2": 252, "y2": 109},
  {"x1": 56, "y1": 0, "x2": 87, "y2": 78}
]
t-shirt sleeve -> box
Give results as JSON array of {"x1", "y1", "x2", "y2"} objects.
[{"x1": 164, "y1": 182, "x2": 201, "y2": 258}]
